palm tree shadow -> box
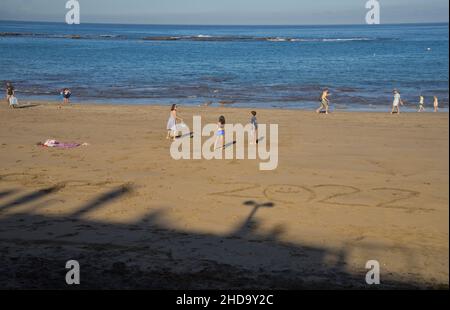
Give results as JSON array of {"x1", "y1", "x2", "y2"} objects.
[{"x1": 231, "y1": 200, "x2": 275, "y2": 238}]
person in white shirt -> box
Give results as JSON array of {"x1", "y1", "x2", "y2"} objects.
[
  {"x1": 418, "y1": 95, "x2": 425, "y2": 112},
  {"x1": 391, "y1": 89, "x2": 404, "y2": 114}
]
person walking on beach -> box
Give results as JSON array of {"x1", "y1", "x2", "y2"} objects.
[
  {"x1": 166, "y1": 104, "x2": 183, "y2": 141},
  {"x1": 250, "y1": 111, "x2": 258, "y2": 145},
  {"x1": 5, "y1": 82, "x2": 15, "y2": 104},
  {"x1": 433, "y1": 96, "x2": 439, "y2": 112},
  {"x1": 316, "y1": 88, "x2": 330, "y2": 114},
  {"x1": 215, "y1": 115, "x2": 226, "y2": 150},
  {"x1": 61, "y1": 88, "x2": 72, "y2": 104},
  {"x1": 391, "y1": 89, "x2": 403, "y2": 114},
  {"x1": 418, "y1": 95, "x2": 425, "y2": 112}
]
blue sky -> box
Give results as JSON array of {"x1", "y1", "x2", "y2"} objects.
[{"x1": 0, "y1": 0, "x2": 448, "y2": 25}]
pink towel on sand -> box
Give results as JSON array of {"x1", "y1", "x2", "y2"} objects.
[{"x1": 41, "y1": 139, "x2": 86, "y2": 149}]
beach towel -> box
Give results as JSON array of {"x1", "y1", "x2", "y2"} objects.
[{"x1": 40, "y1": 139, "x2": 89, "y2": 149}]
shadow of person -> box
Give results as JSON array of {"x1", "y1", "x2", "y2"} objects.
[
  {"x1": 176, "y1": 132, "x2": 194, "y2": 139},
  {"x1": 13, "y1": 104, "x2": 40, "y2": 109},
  {"x1": 223, "y1": 140, "x2": 237, "y2": 149}
]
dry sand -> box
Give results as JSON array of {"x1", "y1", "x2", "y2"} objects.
[{"x1": 0, "y1": 101, "x2": 448, "y2": 289}]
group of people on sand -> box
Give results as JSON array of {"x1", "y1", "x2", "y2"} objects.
[
  {"x1": 212, "y1": 113, "x2": 259, "y2": 149},
  {"x1": 390, "y1": 89, "x2": 439, "y2": 114},
  {"x1": 314, "y1": 87, "x2": 441, "y2": 115},
  {"x1": 166, "y1": 104, "x2": 259, "y2": 149},
  {"x1": 417, "y1": 94, "x2": 439, "y2": 113},
  {"x1": 3, "y1": 82, "x2": 72, "y2": 107},
  {"x1": 166, "y1": 87, "x2": 443, "y2": 145},
  {"x1": 4, "y1": 82, "x2": 443, "y2": 116}
]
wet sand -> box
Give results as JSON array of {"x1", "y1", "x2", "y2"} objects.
[{"x1": 0, "y1": 101, "x2": 448, "y2": 289}]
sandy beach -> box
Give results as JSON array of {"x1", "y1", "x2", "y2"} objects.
[{"x1": 0, "y1": 101, "x2": 448, "y2": 289}]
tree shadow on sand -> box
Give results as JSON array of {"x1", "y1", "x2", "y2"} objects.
[
  {"x1": 0, "y1": 189, "x2": 20, "y2": 200},
  {"x1": 0, "y1": 184, "x2": 446, "y2": 289}
]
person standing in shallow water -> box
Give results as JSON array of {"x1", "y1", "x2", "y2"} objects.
[
  {"x1": 433, "y1": 96, "x2": 439, "y2": 112},
  {"x1": 166, "y1": 104, "x2": 183, "y2": 141},
  {"x1": 61, "y1": 88, "x2": 72, "y2": 104},
  {"x1": 316, "y1": 88, "x2": 330, "y2": 114}
]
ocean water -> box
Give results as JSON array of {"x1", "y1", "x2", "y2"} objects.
[{"x1": 0, "y1": 21, "x2": 448, "y2": 111}]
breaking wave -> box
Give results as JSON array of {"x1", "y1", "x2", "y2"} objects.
[{"x1": 0, "y1": 32, "x2": 380, "y2": 43}]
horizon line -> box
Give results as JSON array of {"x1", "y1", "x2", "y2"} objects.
[{"x1": 0, "y1": 19, "x2": 449, "y2": 27}]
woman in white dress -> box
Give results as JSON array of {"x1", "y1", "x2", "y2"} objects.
[
  {"x1": 166, "y1": 104, "x2": 183, "y2": 141},
  {"x1": 391, "y1": 89, "x2": 403, "y2": 114}
]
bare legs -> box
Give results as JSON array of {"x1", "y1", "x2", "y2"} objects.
[
  {"x1": 316, "y1": 102, "x2": 329, "y2": 114},
  {"x1": 167, "y1": 130, "x2": 177, "y2": 141},
  {"x1": 251, "y1": 128, "x2": 258, "y2": 145},
  {"x1": 215, "y1": 135, "x2": 224, "y2": 150},
  {"x1": 391, "y1": 105, "x2": 400, "y2": 114}
]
